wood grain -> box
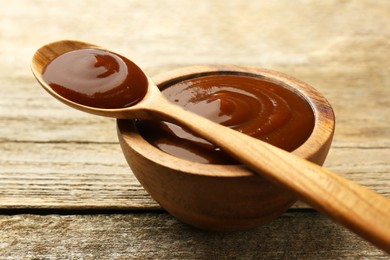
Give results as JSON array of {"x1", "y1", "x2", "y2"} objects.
[
  {"x1": 0, "y1": 141, "x2": 158, "y2": 210},
  {"x1": 1, "y1": 212, "x2": 388, "y2": 259},
  {"x1": 1, "y1": 69, "x2": 389, "y2": 210},
  {"x1": 1, "y1": 0, "x2": 389, "y2": 257},
  {"x1": 1, "y1": 141, "x2": 389, "y2": 210}
]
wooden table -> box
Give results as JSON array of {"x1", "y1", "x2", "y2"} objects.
[{"x1": 1, "y1": 1, "x2": 389, "y2": 258}]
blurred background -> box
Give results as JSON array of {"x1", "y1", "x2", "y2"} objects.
[{"x1": 1, "y1": 1, "x2": 388, "y2": 75}]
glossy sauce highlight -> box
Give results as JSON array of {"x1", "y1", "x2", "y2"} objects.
[
  {"x1": 137, "y1": 75, "x2": 315, "y2": 164},
  {"x1": 42, "y1": 48, "x2": 148, "y2": 109}
]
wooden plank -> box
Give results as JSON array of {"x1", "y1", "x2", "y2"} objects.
[
  {"x1": 282, "y1": 64, "x2": 390, "y2": 149},
  {"x1": 0, "y1": 142, "x2": 158, "y2": 210},
  {"x1": 0, "y1": 78, "x2": 118, "y2": 144},
  {"x1": 0, "y1": 0, "x2": 388, "y2": 217},
  {"x1": 0, "y1": 0, "x2": 389, "y2": 257},
  {"x1": 0, "y1": 212, "x2": 387, "y2": 258},
  {"x1": 1, "y1": 141, "x2": 389, "y2": 210},
  {"x1": 1, "y1": 69, "x2": 389, "y2": 210}
]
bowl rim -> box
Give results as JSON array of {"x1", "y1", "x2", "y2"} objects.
[{"x1": 117, "y1": 65, "x2": 335, "y2": 177}]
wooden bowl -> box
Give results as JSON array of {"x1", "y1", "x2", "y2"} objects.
[{"x1": 117, "y1": 65, "x2": 335, "y2": 231}]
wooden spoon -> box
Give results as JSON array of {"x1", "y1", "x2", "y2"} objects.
[{"x1": 31, "y1": 40, "x2": 390, "y2": 253}]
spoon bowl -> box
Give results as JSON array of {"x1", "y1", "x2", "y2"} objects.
[
  {"x1": 32, "y1": 40, "x2": 390, "y2": 253},
  {"x1": 32, "y1": 40, "x2": 159, "y2": 119}
]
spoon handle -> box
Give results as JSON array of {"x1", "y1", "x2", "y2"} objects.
[{"x1": 148, "y1": 94, "x2": 390, "y2": 253}]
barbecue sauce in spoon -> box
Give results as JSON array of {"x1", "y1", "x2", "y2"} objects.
[{"x1": 42, "y1": 48, "x2": 148, "y2": 109}]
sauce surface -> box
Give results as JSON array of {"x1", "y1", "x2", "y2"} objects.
[
  {"x1": 42, "y1": 48, "x2": 148, "y2": 109},
  {"x1": 137, "y1": 75, "x2": 315, "y2": 164}
]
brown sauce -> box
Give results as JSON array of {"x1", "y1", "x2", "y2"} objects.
[
  {"x1": 42, "y1": 48, "x2": 148, "y2": 109},
  {"x1": 137, "y1": 75, "x2": 315, "y2": 164}
]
